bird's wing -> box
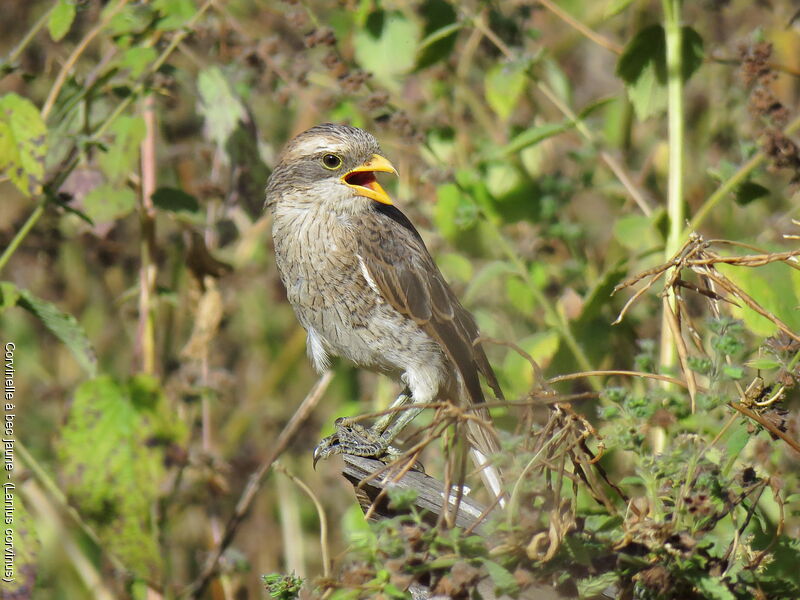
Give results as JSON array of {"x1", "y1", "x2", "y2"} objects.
[{"x1": 356, "y1": 203, "x2": 504, "y2": 410}]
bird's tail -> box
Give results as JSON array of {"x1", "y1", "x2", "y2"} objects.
[{"x1": 465, "y1": 413, "x2": 506, "y2": 508}]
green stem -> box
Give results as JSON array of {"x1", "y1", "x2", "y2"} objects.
[
  {"x1": 5, "y1": 5, "x2": 53, "y2": 64},
  {"x1": 663, "y1": 0, "x2": 685, "y2": 259},
  {"x1": 0, "y1": 201, "x2": 46, "y2": 274},
  {"x1": 659, "y1": 0, "x2": 685, "y2": 378}
]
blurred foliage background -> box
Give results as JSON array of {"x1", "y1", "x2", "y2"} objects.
[{"x1": 1, "y1": 0, "x2": 800, "y2": 598}]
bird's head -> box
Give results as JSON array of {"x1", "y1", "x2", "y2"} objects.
[{"x1": 265, "y1": 123, "x2": 398, "y2": 214}]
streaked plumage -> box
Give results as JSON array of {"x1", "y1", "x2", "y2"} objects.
[{"x1": 266, "y1": 123, "x2": 503, "y2": 500}]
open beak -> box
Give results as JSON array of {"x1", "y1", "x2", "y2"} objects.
[{"x1": 341, "y1": 154, "x2": 398, "y2": 205}]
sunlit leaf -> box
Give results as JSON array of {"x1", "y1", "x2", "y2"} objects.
[
  {"x1": 197, "y1": 66, "x2": 247, "y2": 156},
  {"x1": 745, "y1": 357, "x2": 781, "y2": 370},
  {"x1": 58, "y1": 375, "x2": 185, "y2": 577},
  {"x1": 613, "y1": 214, "x2": 662, "y2": 252},
  {"x1": 604, "y1": 0, "x2": 638, "y2": 18},
  {"x1": 718, "y1": 260, "x2": 800, "y2": 337},
  {"x1": 506, "y1": 276, "x2": 534, "y2": 314},
  {"x1": 97, "y1": 115, "x2": 145, "y2": 183},
  {"x1": 616, "y1": 25, "x2": 703, "y2": 121},
  {"x1": 485, "y1": 61, "x2": 528, "y2": 120},
  {"x1": 354, "y1": 11, "x2": 420, "y2": 89},
  {"x1": 49, "y1": 0, "x2": 77, "y2": 41},
  {"x1": 117, "y1": 46, "x2": 157, "y2": 78},
  {"x1": 82, "y1": 183, "x2": 136, "y2": 224},
  {"x1": 154, "y1": 0, "x2": 196, "y2": 30},
  {"x1": 695, "y1": 575, "x2": 736, "y2": 600},
  {"x1": 0, "y1": 281, "x2": 21, "y2": 313},
  {"x1": 0, "y1": 92, "x2": 47, "y2": 196},
  {"x1": 437, "y1": 252, "x2": 473, "y2": 283},
  {"x1": 501, "y1": 330, "x2": 560, "y2": 397}
]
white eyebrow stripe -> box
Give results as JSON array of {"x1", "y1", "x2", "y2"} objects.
[{"x1": 287, "y1": 138, "x2": 344, "y2": 159}]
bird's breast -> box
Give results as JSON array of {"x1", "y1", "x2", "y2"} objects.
[{"x1": 272, "y1": 205, "x2": 375, "y2": 319}]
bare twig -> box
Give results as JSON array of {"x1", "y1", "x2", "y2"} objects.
[
  {"x1": 537, "y1": 0, "x2": 623, "y2": 54},
  {"x1": 274, "y1": 462, "x2": 331, "y2": 577},
  {"x1": 181, "y1": 371, "x2": 333, "y2": 598}
]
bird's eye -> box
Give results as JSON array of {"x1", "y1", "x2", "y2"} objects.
[{"x1": 321, "y1": 154, "x2": 343, "y2": 170}]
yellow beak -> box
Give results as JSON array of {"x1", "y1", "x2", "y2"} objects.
[{"x1": 341, "y1": 154, "x2": 398, "y2": 205}]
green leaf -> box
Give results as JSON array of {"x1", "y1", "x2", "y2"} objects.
[
  {"x1": 617, "y1": 25, "x2": 667, "y2": 85},
  {"x1": 604, "y1": 0, "x2": 638, "y2": 18},
  {"x1": 682, "y1": 26, "x2": 705, "y2": 81},
  {"x1": 506, "y1": 276, "x2": 534, "y2": 314},
  {"x1": 197, "y1": 66, "x2": 247, "y2": 155},
  {"x1": 434, "y1": 183, "x2": 478, "y2": 241},
  {"x1": 105, "y1": 2, "x2": 156, "y2": 37},
  {"x1": 58, "y1": 375, "x2": 184, "y2": 577},
  {"x1": 117, "y1": 46, "x2": 158, "y2": 78},
  {"x1": 49, "y1": 0, "x2": 77, "y2": 41},
  {"x1": 437, "y1": 252, "x2": 473, "y2": 283},
  {"x1": 485, "y1": 162, "x2": 523, "y2": 200},
  {"x1": 153, "y1": 0, "x2": 196, "y2": 30},
  {"x1": 501, "y1": 330, "x2": 560, "y2": 397},
  {"x1": 718, "y1": 260, "x2": 800, "y2": 337},
  {"x1": 577, "y1": 571, "x2": 619, "y2": 598},
  {"x1": 151, "y1": 186, "x2": 200, "y2": 215},
  {"x1": 616, "y1": 25, "x2": 704, "y2": 121},
  {"x1": 82, "y1": 183, "x2": 136, "y2": 224},
  {"x1": 735, "y1": 180, "x2": 770, "y2": 205},
  {"x1": 15, "y1": 287, "x2": 97, "y2": 376},
  {"x1": 724, "y1": 420, "x2": 751, "y2": 475},
  {"x1": 481, "y1": 559, "x2": 519, "y2": 596},
  {"x1": 98, "y1": 115, "x2": 145, "y2": 183},
  {"x1": 0, "y1": 281, "x2": 21, "y2": 313},
  {"x1": 416, "y1": 0, "x2": 460, "y2": 70},
  {"x1": 613, "y1": 214, "x2": 662, "y2": 252},
  {"x1": 485, "y1": 61, "x2": 528, "y2": 120},
  {"x1": 354, "y1": 11, "x2": 420, "y2": 90},
  {"x1": 0, "y1": 93, "x2": 47, "y2": 197},
  {"x1": 387, "y1": 487, "x2": 419, "y2": 510},
  {"x1": 722, "y1": 364, "x2": 744, "y2": 379},
  {"x1": 695, "y1": 575, "x2": 736, "y2": 600},
  {"x1": 625, "y1": 62, "x2": 667, "y2": 121},
  {"x1": 496, "y1": 122, "x2": 571, "y2": 156},
  {"x1": 745, "y1": 357, "x2": 781, "y2": 370}
]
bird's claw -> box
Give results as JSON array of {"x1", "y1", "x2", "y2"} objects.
[
  {"x1": 313, "y1": 417, "x2": 426, "y2": 473},
  {"x1": 313, "y1": 418, "x2": 393, "y2": 467}
]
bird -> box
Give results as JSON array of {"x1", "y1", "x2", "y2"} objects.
[{"x1": 266, "y1": 123, "x2": 504, "y2": 502}]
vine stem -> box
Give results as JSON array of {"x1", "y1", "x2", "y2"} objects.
[
  {"x1": 42, "y1": 0, "x2": 132, "y2": 120},
  {"x1": 685, "y1": 111, "x2": 800, "y2": 236},
  {"x1": 0, "y1": 201, "x2": 46, "y2": 274},
  {"x1": 6, "y1": 5, "x2": 53, "y2": 64}
]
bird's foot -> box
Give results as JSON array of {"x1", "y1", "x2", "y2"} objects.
[
  {"x1": 313, "y1": 418, "x2": 395, "y2": 466},
  {"x1": 313, "y1": 417, "x2": 423, "y2": 471}
]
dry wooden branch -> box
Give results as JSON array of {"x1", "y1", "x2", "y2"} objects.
[{"x1": 340, "y1": 454, "x2": 492, "y2": 533}]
